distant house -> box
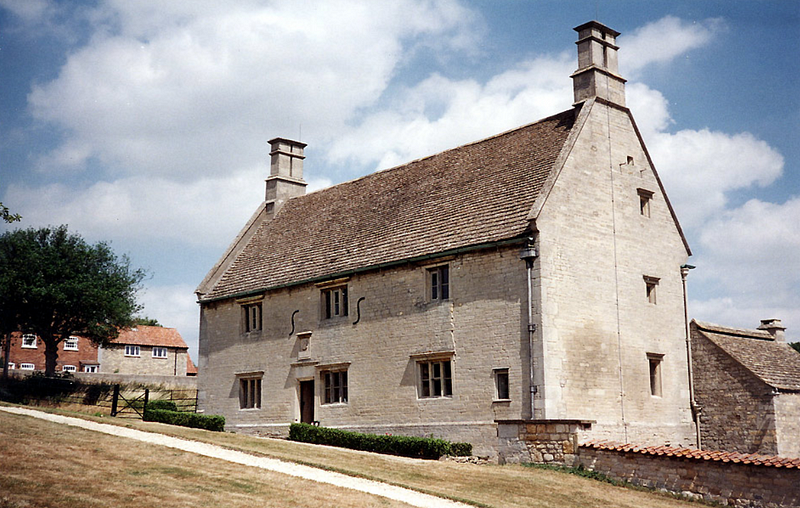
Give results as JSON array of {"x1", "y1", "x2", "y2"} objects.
[
  {"x1": 691, "y1": 319, "x2": 800, "y2": 458},
  {"x1": 3, "y1": 332, "x2": 99, "y2": 373},
  {"x1": 196, "y1": 21, "x2": 699, "y2": 458},
  {"x1": 100, "y1": 325, "x2": 191, "y2": 377}
]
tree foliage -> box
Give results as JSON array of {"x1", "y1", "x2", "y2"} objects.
[
  {"x1": 133, "y1": 316, "x2": 161, "y2": 327},
  {"x1": 1, "y1": 202, "x2": 21, "y2": 223},
  {"x1": 0, "y1": 226, "x2": 146, "y2": 376},
  {"x1": 791, "y1": 342, "x2": 800, "y2": 354}
]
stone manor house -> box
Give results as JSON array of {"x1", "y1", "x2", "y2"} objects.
[{"x1": 196, "y1": 21, "x2": 700, "y2": 458}]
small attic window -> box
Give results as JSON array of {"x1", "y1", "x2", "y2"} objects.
[
  {"x1": 644, "y1": 275, "x2": 660, "y2": 304},
  {"x1": 637, "y1": 188, "x2": 654, "y2": 218},
  {"x1": 627, "y1": 156, "x2": 634, "y2": 165}
]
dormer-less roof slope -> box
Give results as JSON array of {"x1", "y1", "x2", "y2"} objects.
[
  {"x1": 203, "y1": 109, "x2": 576, "y2": 301},
  {"x1": 115, "y1": 325, "x2": 189, "y2": 350},
  {"x1": 693, "y1": 320, "x2": 800, "y2": 392}
]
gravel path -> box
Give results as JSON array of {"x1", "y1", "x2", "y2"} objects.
[{"x1": 0, "y1": 406, "x2": 471, "y2": 508}]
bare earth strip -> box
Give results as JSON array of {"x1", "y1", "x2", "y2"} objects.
[{"x1": 0, "y1": 406, "x2": 470, "y2": 508}]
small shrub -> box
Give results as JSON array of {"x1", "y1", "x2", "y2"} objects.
[
  {"x1": 144, "y1": 408, "x2": 225, "y2": 432},
  {"x1": 289, "y1": 423, "x2": 471, "y2": 459},
  {"x1": 146, "y1": 399, "x2": 178, "y2": 412}
]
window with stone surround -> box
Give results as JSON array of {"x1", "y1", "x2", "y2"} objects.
[
  {"x1": 21, "y1": 334, "x2": 37, "y2": 348},
  {"x1": 638, "y1": 188, "x2": 654, "y2": 218},
  {"x1": 152, "y1": 347, "x2": 168, "y2": 358},
  {"x1": 418, "y1": 359, "x2": 453, "y2": 398},
  {"x1": 64, "y1": 336, "x2": 79, "y2": 351},
  {"x1": 125, "y1": 345, "x2": 140, "y2": 357},
  {"x1": 494, "y1": 368, "x2": 510, "y2": 401},
  {"x1": 62, "y1": 365, "x2": 77, "y2": 373},
  {"x1": 242, "y1": 302, "x2": 262, "y2": 333},
  {"x1": 20, "y1": 363, "x2": 35, "y2": 370},
  {"x1": 644, "y1": 276, "x2": 659, "y2": 304},
  {"x1": 428, "y1": 265, "x2": 450, "y2": 301},
  {"x1": 322, "y1": 368, "x2": 348, "y2": 404},
  {"x1": 239, "y1": 375, "x2": 262, "y2": 410},
  {"x1": 648, "y1": 353, "x2": 663, "y2": 397},
  {"x1": 322, "y1": 285, "x2": 348, "y2": 319}
]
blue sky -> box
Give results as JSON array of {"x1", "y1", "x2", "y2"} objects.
[{"x1": 1, "y1": 0, "x2": 798, "y2": 359}]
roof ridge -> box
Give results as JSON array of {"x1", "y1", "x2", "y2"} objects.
[{"x1": 692, "y1": 319, "x2": 773, "y2": 340}]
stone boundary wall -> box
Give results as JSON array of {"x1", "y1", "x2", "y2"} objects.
[
  {"x1": 579, "y1": 445, "x2": 800, "y2": 508},
  {"x1": 497, "y1": 419, "x2": 588, "y2": 465},
  {"x1": 73, "y1": 372, "x2": 198, "y2": 390}
]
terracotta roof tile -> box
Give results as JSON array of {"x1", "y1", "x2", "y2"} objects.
[
  {"x1": 114, "y1": 326, "x2": 188, "y2": 349},
  {"x1": 186, "y1": 355, "x2": 198, "y2": 375},
  {"x1": 581, "y1": 440, "x2": 800, "y2": 468},
  {"x1": 693, "y1": 320, "x2": 800, "y2": 391},
  {"x1": 203, "y1": 110, "x2": 576, "y2": 300}
]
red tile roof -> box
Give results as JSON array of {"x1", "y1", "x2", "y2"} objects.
[
  {"x1": 693, "y1": 320, "x2": 800, "y2": 392},
  {"x1": 202, "y1": 109, "x2": 576, "y2": 301},
  {"x1": 186, "y1": 355, "x2": 198, "y2": 375},
  {"x1": 582, "y1": 440, "x2": 800, "y2": 468},
  {"x1": 114, "y1": 326, "x2": 188, "y2": 349}
]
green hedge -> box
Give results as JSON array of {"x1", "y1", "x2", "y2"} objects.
[
  {"x1": 143, "y1": 408, "x2": 225, "y2": 432},
  {"x1": 289, "y1": 423, "x2": 471, "y2": 459},
  {"x1": 146, "y1": 399, "x2": 178, "y2": 412}
]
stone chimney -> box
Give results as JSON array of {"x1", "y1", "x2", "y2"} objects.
[
  {"x1": 266, "y1": 137, "x2": 307, "y2": 214},
  {"x1": 571, "y1": 21, "x2": 626, "y2": 107},
  {"x1": 758, "y1": 319, "x2": 786, "y2": 342}
]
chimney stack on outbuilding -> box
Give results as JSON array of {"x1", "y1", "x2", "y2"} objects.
[
  {"x1": 571, "y1": 21, "x2": 627, "y2": 107},
  {"x1": 266, "y1": 137, "x2": 307, "y2": 214},
  {"x1": 758, "y1": 319, "x2": 786, "y2": 342}
]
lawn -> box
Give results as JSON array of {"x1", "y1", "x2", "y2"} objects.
[{"x1": 0, "y1": 406, "x2": 701, "y2": 508}]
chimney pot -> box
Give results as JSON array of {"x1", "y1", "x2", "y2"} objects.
[{"x1": 758, "y1": 318, "x2": 786, "y2": 342}]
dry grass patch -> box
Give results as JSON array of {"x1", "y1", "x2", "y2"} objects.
[
  {"x1": 14, "y1": 407, "x2": 702, "y2": 508},
  {"x1": 0, "y1": 411, "x2": 413, "y2": 508}
]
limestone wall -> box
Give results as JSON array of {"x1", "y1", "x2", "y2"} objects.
[
  {"x1": 774, "y1": 393, "x2": 800, "y2": 459},
  {"x1": 198, "y1": 246, "x2": 531, "y2": 458},
  {"x1": 534, "y1": 100, "x2": 695, "y2": 446},
  {"x1": 101, "y1": 345, "x2": 189, "y2": 377}
]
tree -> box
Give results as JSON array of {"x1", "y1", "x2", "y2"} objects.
[
  {"x1": 0, "y1": 226, "x2": 146, "y2": 376},
  {"x1": 791, "y1": 343, "x2": 800, "y2": 354},
  {"x1": 1, "y1": 202, "x2": 21, "y2": 223},
  {"x1": 133, "y1": 316, "x2": 161, "y2": 327}
]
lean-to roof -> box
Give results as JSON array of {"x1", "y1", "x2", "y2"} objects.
[{"x1": 693, "y1": 320, "x2": 800, "y2": 392}]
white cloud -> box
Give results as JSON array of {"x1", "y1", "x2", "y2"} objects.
[
  {"x1": 328, "y1": 54, "x2": 574, "y2": 168},
  {"x1": 620, "y1": 16, "x2": 725, "y2": 75},
  {"x1": 695, "y1": 197, "x2": 800, "y2": 294},
  {"x1": 648, "y1": 129, "x2": 784, "y2": 229},
  {"x1": 626, "y1": 83, "x2": 672, "y2": 141},
  {"x1": 0, "y1": 0, "x2": 51, "y2": 24},
  {"x1": 4, "y1": 168, "x2": 267, "y2": 248},
  {"x1": 29, "y1": 0, "x2": 478, "y2": 180},
  {"x1": 690, "y1": 297, "x2": 800, "y2": 341}
]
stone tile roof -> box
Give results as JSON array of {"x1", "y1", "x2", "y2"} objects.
[
  {"x1": 582, "y1": 440, "x2": 800, "y2": 467},
  {"x1": 114, "y1": 326, "x2": 189, "y2": 350},
  {"x1": 204, "y1": 109, "x2": 576, "y2": 300},
  {"x1": 693, "y1": 320, "x2": 800, "y2": 392}
]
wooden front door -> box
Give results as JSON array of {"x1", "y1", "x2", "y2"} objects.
[{"x1": 299, "y1": 380, "x2": 315, "y2": 424}]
